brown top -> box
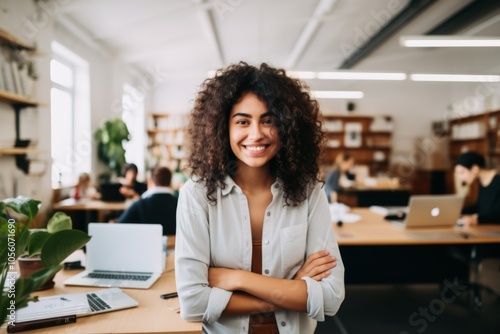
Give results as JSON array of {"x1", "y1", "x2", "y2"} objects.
[{"x1": 249, "y1": 240, "x2": 279, "y2": 334}]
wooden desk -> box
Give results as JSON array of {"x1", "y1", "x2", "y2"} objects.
[
  {"x1": 1, "y1": 254, "x2": 201, "y2": 334},
  {"x1": 53, "y1": 198, "x2": 128, "y2": 211},
  {"x1": 53, "y1": 199, "x2": 128, "y2": 223},
  {"x1": 336, "y1": 209, "x2": 500, "y2": 286},
  {"x1": 338, "y1": 185, "x2": 411, "y2": 207},
  {"x1": 335, "y1": 208, "x2": 500, "y2": 246}
]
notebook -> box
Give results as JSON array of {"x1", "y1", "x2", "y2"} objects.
[
  {"x1": 14, "y1": 288, "x2": 138, "y2": 323},
  {"x1": 99, "y1": 183, "x2": 126, "y2": 202},
  {"x1": 388, "y1": 195, "x2": 465, "y2": 228},
  {"x1": 64, "y1": 223, "x2": 163, "y2": 289}
]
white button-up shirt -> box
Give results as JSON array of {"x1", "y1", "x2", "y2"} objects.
[{"x1": 175, "y1": 176, "x2": 345, "y2": 334}]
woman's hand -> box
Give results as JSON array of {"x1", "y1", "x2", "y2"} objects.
[
  {"x1": 460, "y1": 214, "x2": 478, "y2": 227},
  {"x1": 208, "y1": 267, "x2": 242, "y2": 291},
  {"x1": 293, "y1": 250, "x2": 336, "y2": 281}
]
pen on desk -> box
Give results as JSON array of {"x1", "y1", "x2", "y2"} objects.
[
  {"x1": 7, "y1": 314, "x2": 77, "y2": 333},
  {"x1": 160, "y1": 292, "x2": 178, "y2": 299}
]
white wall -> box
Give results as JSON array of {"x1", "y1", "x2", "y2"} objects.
[{"x1": 0, "y1": 0, "x2": 53, "y2": 208}]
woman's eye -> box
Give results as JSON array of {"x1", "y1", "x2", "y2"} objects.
[
  {"x1": 262, "y1": 119, "x2": 272, "y2": 125},
  {"x1": 236, "y1": 120, "x2": 249, "y2": 125}
]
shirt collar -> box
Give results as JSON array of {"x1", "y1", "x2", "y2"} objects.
[
  {"x1": 141, "y1": 186, "x2": 175, "y2": 198},
  {"x1": 221, "y1": 175, "x2": 238, "y2": 196},
  {"x1": 221, "y1": 175, "x2": 282, "y2": 196}
]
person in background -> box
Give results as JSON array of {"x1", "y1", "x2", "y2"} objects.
[
  {"x1": 324, "y1": 152, "x2": 356, "y2": 203},
  {"x1": 455, "y1": 151, "x2": 500, "y2": 225},
  {"x1": 175, "y1": 62, "x2": 344, "y2": 333},
  {"x1": 71, "y1": 173, "x2": 100, "y2": 200},
  {"x1": 119, "y1": 163, "x2": 147, "y2": 200},
  {"x1": 118, "y1": 166, "x2": 177, "y2": 235}
]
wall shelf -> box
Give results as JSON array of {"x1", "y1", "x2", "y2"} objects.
[
  {"x1": 321, "y1": 114, "x2": 393, "y2": 175},
  {"x1": 0, "y1": 148, "x2": 44, "y2": 155},
  {"x1": 0, "y1": 28, "x2": 36, "y2": 51},
  {"x1": 0, "y1": 89, "x2": 41, "y2": 107},
  {"x1": 449, "y1": 109, "x2": 500, "y2": 169},
  {"x1": 0, "y1": 28, "x2": 43, "y2": 173}
]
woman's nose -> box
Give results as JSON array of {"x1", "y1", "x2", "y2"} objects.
[{"x1": 248, "y1": 123, "x2": 264, "y2": 140}]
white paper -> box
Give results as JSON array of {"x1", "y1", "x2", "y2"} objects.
[{"x1": 16, "y1": 294, "x2": 89, "y2": 322}]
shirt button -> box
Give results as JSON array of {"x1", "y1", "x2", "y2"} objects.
[
  {"x1": 266, "y1": 212, "x2": 271, "y2": 217},
  {"x1": 264, "y1": 269, "x2": 269, "y2": 274},
  {"x1": 274, "y1": 184, "x2": 279, "y2": 189},
  {"x1": 264, "y1": 240, "x2": 269, "y2": 245},
  {"x1": 281, "y1": 321, "x2": 286, "y2": 326}
]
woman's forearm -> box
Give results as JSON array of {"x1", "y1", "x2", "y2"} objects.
[
  {"x1": 235, "y1": 271, "x2": 308, "y2": 312},
  {"x1": 222, "y1": 292, "x2": 280, "y2": 315}
]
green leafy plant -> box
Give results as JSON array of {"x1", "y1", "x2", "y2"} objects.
[
  {"x1": 95, "y1": 118, "x2": 131, "y2": 177},
  {"x1": 0, "y1": 196, "x2": 91, "y2": 327}
]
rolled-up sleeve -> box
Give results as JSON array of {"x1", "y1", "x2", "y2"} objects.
[
  {"x1": 303, "y1": 184, "x2": 345, "y2": 321},
  {"x1": 175, "y1": 181, "x2": 233, "y2": 323}
]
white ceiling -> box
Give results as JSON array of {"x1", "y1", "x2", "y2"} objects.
[{"x1": 57, "y1": 0, "x2": 500, "y2": 80}]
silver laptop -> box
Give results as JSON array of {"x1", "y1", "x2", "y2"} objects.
[
  {"x1": 65, "y1": 223, "x2": 163, "y2": 289},
  {"x1": 15, "y1": 288, "x2": 138, "y2": 323},
  {"x1": 389, "y1": 195, "x2": 465, "y2": 228}
]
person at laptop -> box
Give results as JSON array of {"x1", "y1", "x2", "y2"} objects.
[
  {"x1": 119, "y1": 163, "x2": 147, "y2": 200},
  {"x1": 71, "y1": 173, "x2": 101, "y2": 200},
  {"x1": 175, "y1": 62, "x2": 344, "y2": 333},
  {"x1": 324, "y1": 152, "x2": 356, "y2": 203},
  {"x1": 455, "y1": 152, "x2": 500, "y2": 225},
  {"x1": 117, "y1": 166, "x2": 177, "y2": 235}
]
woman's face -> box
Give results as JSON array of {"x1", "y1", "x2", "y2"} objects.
[
  {"x1": 454, "y1": 164, "x2": 478, "y2": 185},
  {"x1": 229, "y1": 92, "x2": 280, "y2": 169}
]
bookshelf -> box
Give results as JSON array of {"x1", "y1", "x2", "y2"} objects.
[
  {"x1": 0, "y1": 28, "x2": 42, "y2": 173},
  {"x1": 321, "y1": 114, "x2": 393, "y2": 175},
  {"x1": 146, "y1": 113, "x2": 187, "y2": 170},
  {"x1": 449, "y1": 110, "x2": 500, "y2": 169}
]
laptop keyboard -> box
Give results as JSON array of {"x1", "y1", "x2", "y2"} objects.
[
  {"x1": 87, "y1": 293, "x2": 111, "y2": 312},
  {"x1": 86, "y1": 272, "x2": 152, "y2": 281}
]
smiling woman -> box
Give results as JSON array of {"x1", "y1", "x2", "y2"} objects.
[{"x1": 175, "y1": 62, "x2": 345, "y2": 334}]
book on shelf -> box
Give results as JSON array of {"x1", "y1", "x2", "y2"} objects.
[
  {"x1": 10, "y1": 62, "x2": 24, "y2": 96},
  {"x1": 2, "y1": 62, "x2": 15, "y2": 93}
]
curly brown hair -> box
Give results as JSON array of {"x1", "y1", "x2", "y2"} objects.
[{"x1": 187, "y1": 62, "x2": 325, "y2": 205}]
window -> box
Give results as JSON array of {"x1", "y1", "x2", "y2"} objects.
[
  {"x1": 51, "y1": 41, "x2": 90, "y2": 186},
  {"x1": 122, "y1": 83, "x2": 145, "y2": 180}
]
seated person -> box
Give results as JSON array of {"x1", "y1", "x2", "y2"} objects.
[
  {"x1": 324, "y1": 152, "x2": 356, "y2": 203},
  {"x1": 455, "y1": 151, "x2": 500, "y2": 225},
  {"x1": 117, "y1": 166, "x2": 177, "y2": 235},
  {"x1": 71, "y1": 173, "x2": 100, "y2": 200},
  {"x1": 119, "y1": 163, "x2": 147, "y2": 200}
]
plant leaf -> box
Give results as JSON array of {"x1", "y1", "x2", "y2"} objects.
[
  {"x1": 46, "y1": 212, "x2": 72, "y2": 233},
  {"x1": 15, "y1": 226, "x2": 30, "y2": 259},
  {"x1": 13, "y1": 276, "x2": 35, "y2": 309},
  {"x1": 41, "y1": 230, "x2": 91, "y2": 267},
  {"x1": 3, "y1": 196, "x2": 40, "y2": 224},
  {"x1": 30, "y1": 265, "x2": 62, "y2": 291},
  {"x1": 27, "y1": 230, "x2": 51, "y2": 257}
]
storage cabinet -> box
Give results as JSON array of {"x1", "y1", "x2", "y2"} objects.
[{"x1": 321, "y1": 114, "x2": 393, "y2": 175}]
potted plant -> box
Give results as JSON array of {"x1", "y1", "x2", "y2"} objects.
[
  {"x1": 94, "y1": 118, "x2": 131, "y2": 181},
  {"x1": 0, "y1": 196, "x2": 91, "y2": 327}
]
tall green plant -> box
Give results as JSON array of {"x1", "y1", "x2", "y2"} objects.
[
  {"x1": 95, "y1": 118, "x2": 131, "y2": 177},
  {"x1": 0, "y1": 196, "x2": 91, "y2": 327}
]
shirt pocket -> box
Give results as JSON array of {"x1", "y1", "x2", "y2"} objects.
[{"x1": 280, "y1": 223, "x2": 307, "y2": 276}]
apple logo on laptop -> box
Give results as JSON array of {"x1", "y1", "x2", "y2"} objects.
[{"x1": 431, "y1": 207, "x2": 440, "y2": 217}]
